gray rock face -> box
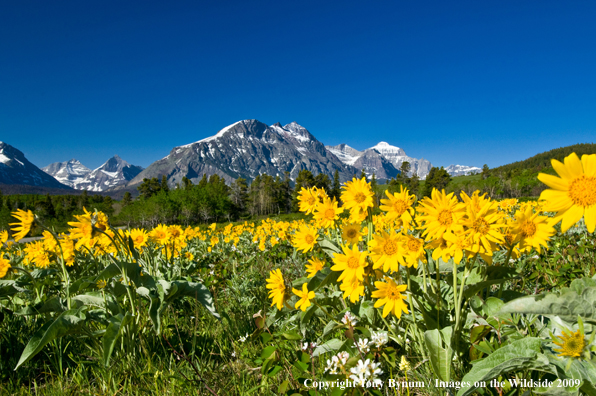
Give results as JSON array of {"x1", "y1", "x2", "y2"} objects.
[
  {"x1": 350, "y1": 149, "x2": 399, "y2": 180},
  {"x1": 128, "y1": 120, "x2": 357, "y2": 186},
  {"x1": 80, "y1": 156, "x2": 143, "y2": 192},
  {"x1": 327, "y1": 141, "x2": 433, "y2": 179},
  {"x1": 326, "y1": 144, "x2": 363, "y2": 166},
  {"x1": 42, "y1": 159, "x2": 91, "y2": 189},
  {"x1": 0, "y1": 142, "x2": 71, "y2": 189},
  {"x1": 369, "y1": 142, "x2": 432, "y2": 179}
]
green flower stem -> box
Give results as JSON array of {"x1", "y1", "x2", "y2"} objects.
[
  {"x1": 38, "y1": 224, "x2": 71, "y2": 310},
  {"x1": 10, "y1": 266, "x2": 40, "y2": 300},
  {"x1": 420, "y1": 259, "x2": 428, "y2": 294},
  {"x1": 313, "y1": 301, "x2": 342, "y2": 326},
  {"x1": 497, "y1": 244, "x2": 516, "y2": 298},
  {"x1": 452, "y1": 255, "x2": 474, "y2": 359},
  {"x1": 406, "y1": 267, "x2": 427, "y2": 360},
  {"x1": 380, "y1": 312, "x2": 400, "y2": 342}
]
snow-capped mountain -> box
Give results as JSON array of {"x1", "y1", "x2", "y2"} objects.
[
  {"x1": 42, "y1": 159, "x2": 91, "y2": 189},
  {"x1": 44, "y1": 156, "x2": 143, "y2": 192},
  {"x1": 327, "y1": 142, "x2": 432, "y2": 179},
  {"x1": 128, "y1": 119, "x2": 357, "y2": 187},
  {"x1": 444, "y1": 164, "x2": 481, "y2": 177},
  {"x1": 0, "y1": 142, "x2": 71, "y2": 189},
  {"x1": 326, "y1": 144, "x2": 399, "y2": 179},
  {"x1": 369, "y1": 142, "x2": 432, "y2": 179}
]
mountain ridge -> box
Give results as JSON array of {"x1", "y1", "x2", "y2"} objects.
[
  {"x1": 43, "y1": 155, "x2": 143, "y2": 192},
  {"x1": 0, "y1": 142, "x2": 72, "y2": 189}
]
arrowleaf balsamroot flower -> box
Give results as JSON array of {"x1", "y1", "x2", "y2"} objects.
[
  {"x1": 293, "y1": 283, "x2": 315, "y2": 311},
  {"x1": 305, "y1": 257, "x2": 324, "y2": 278},
  {"x1": 552, "y1": 329, "x2": 586, "y2": 358},
  {"x1": 370, "y1": 231, "x2": 405, "y2": 273},
  {"x1": 371, "y1": 278, "x2": 409, "y2": 318},
  {"x1": 379, "y1": 186, "x2": 415, "y2": 227},
  {"x1": 10, "y1": 209, "x2": 35, "y2": 242},
  {"x1": 538, "y1": 153, "x2": 596, "y2": 233},
  {"x1": 297, "y1": 187, "x2": 320, "y2": 214},
  {"x1": 341, "y1": 223, "x2": 363, "y2": 245},
  {"x1": 331, "y1": 244, "x2": 368, "y2": 283},
  {"x1": 292, "y1": 224, "x2": 318, "y2": 253},
  {"x1": 266, "y1": 269, "x2": 287, "y2": 310},
  {"x1": 313, "y1": 197, "x2": 343, "y2": 228},
  {"x1": 417, "y1": 189, "x2": 465, "y2": 241},
  {"x1": 0, "y1": 257, "x2": 11, "y2": 278},
  {"x1": 341, "y1": 177, "x2": 374, "y2": 217},
  {"x1": 510, "y1": 206, "x2": 555, "y2": 254},
  {"x1": 0, "y1": 230, "x2": 8, "y2": 245}
]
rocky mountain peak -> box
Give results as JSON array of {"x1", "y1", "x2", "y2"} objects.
[
  {"x1": 128, "y1": 119, "x2": 357, "y2": 187},
  {"x1": 0, "y1": 142, "x2": 71, "y2": 189}
]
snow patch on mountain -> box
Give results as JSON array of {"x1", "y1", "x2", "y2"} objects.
[
  {"x1": 42, "y1": 159, "x2": 91, "y2": 189},
  {"x1": 0, "y1": 142, "x2": 70, "y2": 188},
  {"x1": 43, "y1": 156, "x2": 143, "y2": 191},
  {"x1": 445, "y1": 164, "x2": 481, "y2": 176},
  {"x1": 327, "y1": 142, "x2": 432, "y2": 179}
]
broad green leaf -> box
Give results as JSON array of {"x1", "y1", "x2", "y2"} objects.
[
  {"x1": 319, "y1": 238, "x2": 341, "y2": 258},
  {"x1": 158, "y1": 280, "x2": 220, "y2": 320},
  {"x1": 278, "y1": 380, "x2": 290, "y2": 394},
  {"x1": 281, "y1": 331, "x2": 302, "y2": 340},
  {"x1": 306, "y1": 268, "x2": 328, "y2": 290},
  {"x1": 300, "y1": 304, "x2": 318, "y2": 334},
  {"x1": 15, "y1": 306, "x2": 87, "y2": 370},
  {"x1": 312, "y1": 338, "x2": 343, "y2": 357},
  {"x1": 358, "y1": 300, "x2": 375, "y2": 324},
  {"x1": 424, "y1": 327, "x2": 453, "y2": 382},
  {"x1": 261, "y1": 345, "x2": 276, "y2": 359},
  {"x1": 323, "y1": 320, "x2": 341, "y2": 337},
  {"x1": 498, "y1": 286, "x2": 596, "y2": 324},
  {"x1": 316, "y1": 270, "x2": 341, "y2": 291},
  {"x1": 67, "y1": 278, "x2": 95, "y2": 294},
  {"x1": 102, "y1": 312, "x2": 133, "y2": 367},
  {"x1": 72, "y1": 292, "x2": 120, "y2": 315},
  {"x1": 456, "y1": 338, "x2": 551, "y2": 396},
  {"x1": 293, "y1": 360, "x2": 308, "y2": 373},
  {"x1": 136, "y1": 286, "x2": 162, "y2": 333},
  {"x1": 30, "y1": 269, "x2": 58, "y2": 279},
  {"x1": 15, "y1": 296, "x2": 65, "y2": 315},
  {"x1": 0, "y1": 281, "x2": 19, "y2": 298},
  {"x1": 483, "y1": 297, "x2": 504, "y2": 317}
]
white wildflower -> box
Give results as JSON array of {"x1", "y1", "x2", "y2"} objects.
[
  {"x1": 356, "y1": 338, "x2": 370, "y2": 354},
  {"x1": 342, "y1": 311, "x2": 358, "y2": 326},
  {"x1": 369, "y1": 331, "x2": 388, "y2": 348}
]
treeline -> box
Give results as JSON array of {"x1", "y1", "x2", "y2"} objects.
[
  {"x1": 491, "y1": 143, "x2": 596, "y2": 177},
  {"x1": 0, "y1": 190, "x2": 114, "y2": 234},
  {"x1": 117, "y1": 170, "x2": 344, "y2": 227}
]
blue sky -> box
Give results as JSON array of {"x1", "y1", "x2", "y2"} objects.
[{"x1": 1, "y1": 0, "x2": 595, "y2": 170}]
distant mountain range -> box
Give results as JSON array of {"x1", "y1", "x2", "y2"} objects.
[
  {"x1": 326, "y1": 142, "x2": 432, "y2": 179},
  {"x1": 444, "y1": 164, "x2": 481, "y2": 177},
  {"x1": 43, "y1": 156, "x2": 143, "y2": 192},
  {"x1": 0, "y1": 120, "x2": 482, "y2": 192}
]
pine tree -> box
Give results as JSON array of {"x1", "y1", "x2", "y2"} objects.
[
  {"x1": 331, "y1": 170, "x2": 341, "y2": 201},
  {"x1": 122, "y1": 192, "x2": 132, "y2": 206},
  {"x1": 160, "y1": 175, "x2": 170, "y2": 193}
]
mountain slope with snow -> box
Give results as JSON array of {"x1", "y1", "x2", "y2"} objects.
[
  {"x1": 128, "y1": 119, "x2": 357, "y2": 186},
  {"x1": 44, "y1": 156, "x2": 143, "y2": 191},
  {"x1": 42, "y1": 159, "x2": 91, "y2": 189},
  {"x1": 0, "y1": 142, "x2": 71, "y2": 189},
  {"x1": 444, "y1": 164, "x2": 481, "y2": 176},
  {"x1": 326, "y1": 141, "x2": 432, "y2": 179}
]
